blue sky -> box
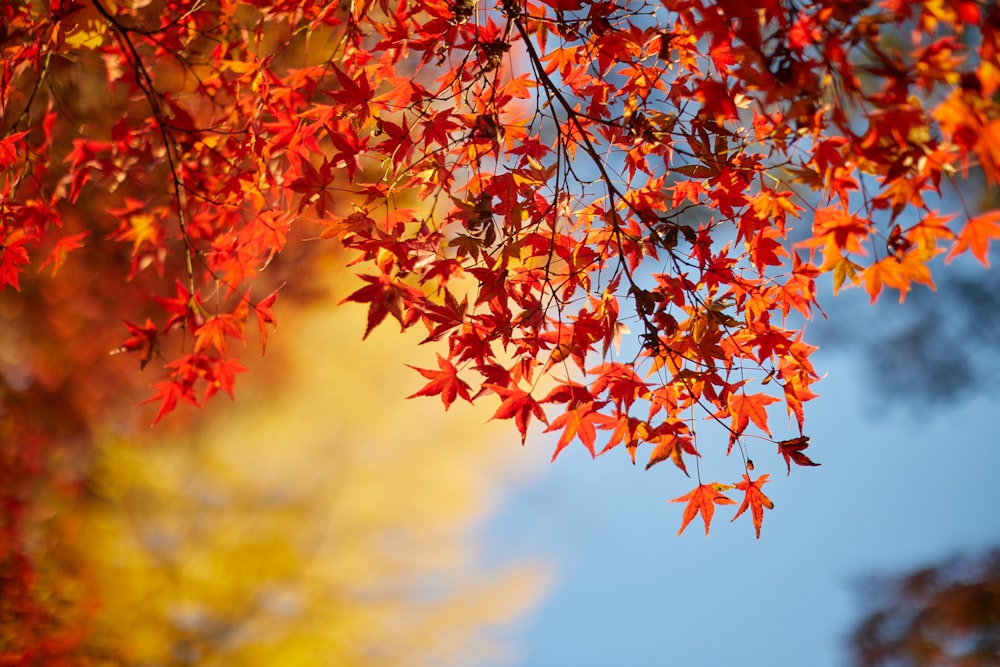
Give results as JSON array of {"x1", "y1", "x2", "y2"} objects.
[{"x1": 482, "y1": 277, "x2": 1000, "y2": 666}]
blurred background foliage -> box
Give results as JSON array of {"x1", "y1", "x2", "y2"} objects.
[
  {"x1": 849, "y1": 549, "x2": 1000, "y2": 666},
  {"x1": 2, "y1": 250, "x2": 549, "y2": 665},
  {"x1": 78, "y1": 266, "x2": 549, "y2": 666}
]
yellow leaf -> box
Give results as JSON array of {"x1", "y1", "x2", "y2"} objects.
[
  {"x1": 831, "y1": 255, "x2": 863, "y2": 294},
  {"x1": 64, "y1": 20, "x2": 105, "y2": 49}
]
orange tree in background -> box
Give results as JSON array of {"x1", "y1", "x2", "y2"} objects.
[{"x1": 5, "y1": 0, "x2": 1000, "y2": 541}]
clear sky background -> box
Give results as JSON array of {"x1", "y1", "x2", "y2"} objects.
[{"x1": 479, "y1": 262, "x2": 1000, "y2": 666}]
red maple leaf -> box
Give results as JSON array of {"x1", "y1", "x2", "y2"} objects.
[
  {"x1": 731, "y1": 473, "x2": 774, "y2": 539},
  {"x1": 407, "y1": 354, "x2": 473, "y2": 410},
  {"x1": 155, "y1": 281, "x2": 199, "y2": 332},
  {"x1": 111, "y1": 318, "x2": 159, "y2": 370},
  {"x1": 0, "y1": 231, "x2": 31, "y2": 291},
  {"x1": 325, "y1": 65, "x2": 373, "y2": 125},
  {"x1": 252, "y1": 287, "x2": 281, "y2": 353},
  {"x1": 140, "y1": 378, "x2": 198, "y2": 425},
  {"x1": 339, "y1": 273, "x2": 422, "y2": 339},
  {"x1": 203, "y1": 357, "x2": 249, "y2": 401},
  {"x1": 777, "y1": 435, "x2": 820, "y2": 474},
  {"x1": 670, "y1": 483, "x2": 736, "y2": 536},
  {"x1": 486, "y1": 384, "x2": 548, "y2": 444}
]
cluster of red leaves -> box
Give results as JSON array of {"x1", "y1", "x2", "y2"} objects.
[{"x1": 4, "y1": 0, "x2": 1000, "y2": 563}]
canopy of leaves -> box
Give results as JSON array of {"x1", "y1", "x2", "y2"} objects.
[{"x1": 4, "y1": 0, "x2": 1000, "y2": 566}]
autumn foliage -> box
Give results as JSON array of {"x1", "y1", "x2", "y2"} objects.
[
  {"x1": 850, "y1": 549, "x2": 1000, "y2": 666},
  {"x1": 4, "y1": 0, "x2": 1000, "y2": 582}
]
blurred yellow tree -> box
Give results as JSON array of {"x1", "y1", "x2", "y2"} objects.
[{"x1": 62, "y1": 264, "x2": 548, "y2": 666}]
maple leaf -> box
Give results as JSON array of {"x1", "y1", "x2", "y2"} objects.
[
  {"x1": 203, "y1": 357, "x2": 249, "y2": 401},
  {"x1": 588, "y1": 362, "x2": 650, "y2": 410},
  {"x1": 946, "y1": 211, "x2": 1000, "y2": 267},
  {"x1": 0, "y1": 129, "x2": 29, "y2": 167},
  {"x1": 0, "y1": 231, "x2": 30, "y2": 291},
  {"x1": 110, "y1": 318, "x2": 159, "y2": 370},
  {"x1": 544, "y1": 401, "x2": 614, "y2": 460},
  {"x1": 194, "y1": 314, "x2": 245, "y2": 356},
  {"x1": 728, "y1": 391, "x2": 780, "y2": 436},
  {"x1": 339, "y1": 274, "x2": 420, "y2": 339},
  {"x1": 407, "y1": 354, "x2": 473, "y2": 410},
  {"x1": 252, "y1": 287, "x2": 280, "y2": 354},
  {"x1": 597, "y1": 414, "x2": 649, "y2": 462},
  {"x1": 671, "y1": 483, "x2": 736, "y2": 536},
  {"x1": 486, "y1": 384, "x2": 548, "y2": 445},
  {"x1": 155, "y1": 281, "x2": 206, "y2": 334},
  {"x1": 731, "y1": 474, "x2": 774, "y2": 539},
  {"x1": 830, "y1": 255, "x2": 863, "y2": 294},
  {"x1": 39, "y1": 231, "x2": 89, "y2": 276},
  {"x1": 777, "y1": 436, "x2": 820, "y2": 474},
  {"x1": 325, "y1": 65, "x2": 373, "y2": 125},
  {"x1": 140, "y1": 378, "x2": 199, "y2": 425},
  {"x1": 644, "y1": 430, "x2": 699, "y2": 475}
]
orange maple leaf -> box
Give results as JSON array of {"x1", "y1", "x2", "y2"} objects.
[
  {"x1": 946, "y1": 210, "x2": 1000, "y2": 267},
  {"x1": 863, "y1": 235, "x2": 940, "y2": 303},
  {"x1": 731, "y1": 473, "x2": 774, "y2": 539},
  {"x1": 670, "y1": 483, "x2": 735, "y2": 536},
  {"x1": 194, "y1": 314, "x2": 245, "y2": 355},
  {"x1": 544, "y1": 401, "x2": 615, "y2": 460},
  {"x1": 597, "y1": 414, "x2": 648, "y2": 462},
  {"x1": 728, "y1": 391, "x2": 780, "y2": 436},
  {"x1": 645, "y1": 432, "x2": 699, "y2": 475}
]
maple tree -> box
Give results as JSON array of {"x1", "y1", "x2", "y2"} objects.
[
  {"x1": 5, "y1": 0, "x2": 1000, "y2": 562},
  {"x1": 849, "y1": 549, "x2": 1000, "y2": 666}
]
